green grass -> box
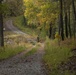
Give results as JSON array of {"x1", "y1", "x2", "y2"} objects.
[
  {"x1": 24, "y1": 47, "x2": 38, "y2": 57},
  {"x1": 48, "y1": 70, "x2": 74, "y2": 75},
  {"x1": 0, "y1": 46, "x2": 25, "y2": 60},
  {"x1": 43, "y1": 37, "x2": 75, "y2": 75}
]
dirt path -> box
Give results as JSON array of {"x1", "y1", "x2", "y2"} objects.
[
  {"x1": 0, "y1": 44, "x2": 46, "y2": 75},
  {"x1": 4, "y1": 20, "x2": 37, "y2": 44},
  {"x1": 5, "y1": 20, "x2": 27, "y2": 35},
  {"x1": 1, "y1": 20, "x2": 46, "y2": 75}
]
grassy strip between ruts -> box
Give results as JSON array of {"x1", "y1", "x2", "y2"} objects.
[
  {"x1": 0, "y1": 46, "x2": 25, "y2": 60},
  {"x1": 23, "y1": 45, "x2": 39, "y2": 58},
  {"x1": 43, "y1": 37, "x2": 76, "y2": 75},
  {"x1": 23, "y1": 42, "x2": 42, "y2": 58}
]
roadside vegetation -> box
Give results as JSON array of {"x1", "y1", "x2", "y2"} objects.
[
  {"x1": 0, "y1": 46, "x2": 25, "y2": 60},
  {"x1": 23, "y1": 43, "x2": 41, "y2": 58},
  {"x1": 43, "y1": 37, "x2": 76, "y2": 75},
  {"x1": 2, "y1": 31, "x2": 34, "y2": 60}
]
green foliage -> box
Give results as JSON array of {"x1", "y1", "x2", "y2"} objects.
[
  {"x1": 48, "y1": 70, "x2": 74, "y2": 75},
  {"x1": 55, "y1": 32, "x2": 61, "y2": 45},
  {"x1": 39, "y1": 27, "x2": 47, "y2": 40},
  {"x1": 0, "y1": 46, "x2": 25, "y2": 60},
  {"x1": 13, "y1": 15, "x2": 25, "y2": 27},
  {"x1": 23, "y1": 0, "x2": 59, "y2": 40},
  {"x1": 12, "y1": 15, "x2": 37, "y2": 37},
  {"x1": 0, "y1": 3, "x2": 9, "y2": 15},
  {"x1": 23, "y1": 0, "x2": 59, "y2": 29},
  {"x1": 12, "y1": 15, "x2": 48, "y2": 41},
  {"x1": 44, "y1": 38, "x2": 72, "y2": 68},
  {"x1": 24, "y1": 0, "x2": 39, "y2": 25},
  {"x1": 43, "y1": 37, "x2": 74, "y2": 75},
  {"x1": 5, "y1": 0, "x2": 24, "y2": 16}
]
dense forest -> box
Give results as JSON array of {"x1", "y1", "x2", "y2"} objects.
[{"x1": 0, "y1": 0, "x2": 76, "y2": 75}]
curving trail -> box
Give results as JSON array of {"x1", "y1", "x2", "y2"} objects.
[
  {"x1": 0, "y1": 20, "x2": 46, "y2": 75},
  {"x1": 4, "y1": 20, "x2": 37, "y2": 43},
  {"x1": 5, "y1": 20, "x2": 26, "y2": 35}
]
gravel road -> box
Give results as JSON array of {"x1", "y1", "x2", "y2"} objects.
[
  {"x1": 0, "y1": 20, "x2": 46, "y2": 75},
  {"x1": 5, "y1": 20, "x2": 26, "y2": 35},
  {"x1": 4, "y1": 20, "x2": 37, "y2": 43},
  {"x1": 0, "y1": 45, "x2": 46, "y2": 75}
]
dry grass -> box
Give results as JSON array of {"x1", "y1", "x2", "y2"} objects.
[{"x1": 4, "y1": 31, "x2": 35, "y2": 48}]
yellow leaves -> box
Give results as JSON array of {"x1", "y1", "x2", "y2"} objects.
[
  {"x1": 23, "y1": 0, "x2": 59, "y2": 28},
  {"x1": 23, "y1": 0, "x2": 28, "y2": 2},
  {"x1": 37, "y1": 27, "x2": 42, "y2": 30},
  {"x1": 55, "y1": 32, "x2": 61, "y2": 39},
  {"x1": 41, "y1": 18, "x2": 46, "y2": 23},
  {"x1": 23, "y1": 0, "x2": 32, "y2": 2},
  {"x1": 45, "y1": 25, "x2": 49, "y2": 30},
  {"x1": 37, "y1": 13, "x2": 42, "y2": 17}
]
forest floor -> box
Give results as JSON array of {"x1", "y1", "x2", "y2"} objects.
[{"x1": 0, "y1": 20, "x2": 46, "y2": 75}]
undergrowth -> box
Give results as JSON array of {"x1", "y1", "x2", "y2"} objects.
[{"x1": 43, "y1": 37, "x2": 76, "y2": 75}]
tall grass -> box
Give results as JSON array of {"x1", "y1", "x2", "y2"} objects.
[
  {"x1": 0, "y1": 46, "x2": 25, "y2": 60},
  {"x1": 43, "y1": 37, "x2": 74, "y2": 75}
]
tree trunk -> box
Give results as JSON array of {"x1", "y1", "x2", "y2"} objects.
[
  {"x1": 68, "y1": 6, "x2": 72, "y2": 38},
  {"x1": 49, "y1": 23, "x2": 52, "y2": 39},
  {"x1": 0, "y1": 1, "x2": 4, "y2": 47},
  {"x1": 58, "y1": 15, "x2": 61, "y2": 35},
  {"x1": 64, "y1": 1, "x2": 68, "y2": 38},
  {"x1": 65, "y1": 11, "x2": 68, "y2": 38},
  {"x1": 72, "y1": 0, "x2": 76, "y2": 38},
  {"x1": 60, "y1": 0, "x2": 64, "y2": 40},
  {"x1": 0, "y1": 13, "x2": 4, "y2": 47}
]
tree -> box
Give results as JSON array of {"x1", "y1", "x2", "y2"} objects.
[
  {"x1": 59, "y1": 0, "x2": 64, "y2": 40},
  {"x1": 68, "y1": 6, "x2": 72, "y2": 38},
  {"x1": 72, "y1": 0, "x2": 76, "y2": 38},
  {"x1": 24, "y1": 0, "x2": 58, "y2": 38},
  {"x1": 24, "y1": 0, "x2": 75, "y2": 40},
  {"x1": 0, "y1": 0, "x2": 4, "y2": 47},
  {"x1": 5, "y1": 0, "x2": 24, "y2": 17},
  {"x1": 64, "y1": 0, "x2": 68, "y2": 38}
]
